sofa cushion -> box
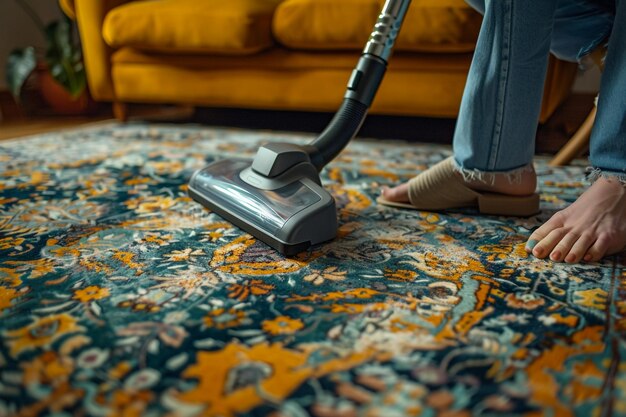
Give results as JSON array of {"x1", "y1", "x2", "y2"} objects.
[
  {"x1": 273, "y1": 0, "x2": 482, "y2": 53},
  {"x1": 103, "y1": 0, "x2": 282, "y2": 55}
]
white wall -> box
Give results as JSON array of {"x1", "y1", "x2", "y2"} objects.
[{"x1": 0, "y1": 0, "x2": 62, "y2": 89}]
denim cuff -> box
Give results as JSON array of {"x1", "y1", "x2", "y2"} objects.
[
  {"x1": 586, "y1": 167, "x2": 626, "y2": 186},
  {"x1": 452, "y1": 160, "x2": 534, "y2": 186}
]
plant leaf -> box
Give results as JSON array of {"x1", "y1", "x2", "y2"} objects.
[
  {"x1": 6, "y1": 46, "x2": 36, "y2": 100},
  {"x1": 44, "y1": 17, "x2": 86, "y2": 97}
]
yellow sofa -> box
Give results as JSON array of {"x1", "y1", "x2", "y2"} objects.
[{"x1": 61, "y1": 0, "x2": 578, "y2": 122}]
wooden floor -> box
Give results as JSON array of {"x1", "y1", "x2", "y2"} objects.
[
  {"x1": 0, "y1": 89, "x2": 113, "y2": 140},
  {"x1": 0, "y1": 117, "x2": 112, "y2": 141},
  {"x1": 0, "y1": 104, "x2": 195, "y2": 141}
]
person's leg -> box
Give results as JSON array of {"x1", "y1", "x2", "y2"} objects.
[
  {"x1": 452, "y1": 0, "x2": 557, "y2": 176},
  {"x1": 527, "y1": 0, "x2": 626, "y2": 263},
  {"x1": 588, "y1": 0, "x2": 624, "y2": 172},
  {"x1": 464, "y1": 0, "x2": 614, "y2": 63},
  {"x1": 382, "y1": 0, "x2": 557, "y2": 204}
]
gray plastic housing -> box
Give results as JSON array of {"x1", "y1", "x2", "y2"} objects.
[{"x1": 188, "y1": 159, "x2": 337, "y2": 256}]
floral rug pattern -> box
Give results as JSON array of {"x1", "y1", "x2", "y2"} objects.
[{"x1": 0, "y1": 123, "x2": 624, "y2": 417}]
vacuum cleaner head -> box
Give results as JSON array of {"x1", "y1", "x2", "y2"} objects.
[{"x1": 188, "y1": 158, "x2": 337, "y2": 256}]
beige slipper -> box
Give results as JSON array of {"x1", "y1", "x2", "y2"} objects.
[{"x1": 377, "y1": 157, "x2": 540, "y2": 217}]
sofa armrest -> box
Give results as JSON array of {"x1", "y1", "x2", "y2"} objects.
[
  {"x1": 59, "y1": 0, "x2": 76, "y2": 19},
  {"x1": 62, "y1": 0, "x2": 134, "y2": 101}
]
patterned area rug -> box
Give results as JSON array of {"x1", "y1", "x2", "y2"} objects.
[{"x1": 0, "y1": 123, "x2": 624, "y2": 417}]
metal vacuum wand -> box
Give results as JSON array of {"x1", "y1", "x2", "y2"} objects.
[{"x1": 364, "y1": 0, "x2": 412, "y2": 62}]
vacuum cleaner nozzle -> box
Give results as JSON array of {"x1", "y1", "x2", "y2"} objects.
[{"x1": 188, "y1": 158, "x2": 337, "y2": 256}]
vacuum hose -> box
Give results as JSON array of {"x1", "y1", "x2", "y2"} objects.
[{"x1": 308, "y1": 0, "x2": 411, "y2": 171}]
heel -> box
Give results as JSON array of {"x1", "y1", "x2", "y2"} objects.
[{"x1": 478, "y1": 193, "x2": 540, "y2": 217}]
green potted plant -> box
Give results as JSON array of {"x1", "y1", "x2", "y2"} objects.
[{"x1": 6, "y1": 0, "x2": 90, "y2": 114}]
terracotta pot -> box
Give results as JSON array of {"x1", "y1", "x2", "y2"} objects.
[{"x1": 37, "y1": 65, "x2": 94, "y2": 115}]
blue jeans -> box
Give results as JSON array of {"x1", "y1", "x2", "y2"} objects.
[{"x1": 454, "y1": 0, "x2": 625, "y2": 179}]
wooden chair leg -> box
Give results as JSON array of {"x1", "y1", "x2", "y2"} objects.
[
  {"x1": 549, "y1": 42, "x2": 604, "y2": 167},
  {"x1": 549, "y1": 106, "x2": 596, "y2": 167},
  {"x1": 113, "y1": 102, "x2": 128, "y2": 122}
]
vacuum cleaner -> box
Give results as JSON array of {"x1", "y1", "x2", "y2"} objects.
[{"x1": 188, "y1": 0, "x2": 412, "y2": 256}]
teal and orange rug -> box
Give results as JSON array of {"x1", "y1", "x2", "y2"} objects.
[{"x1": 0, "y1": 123, "x2": 624, "y2": 417}]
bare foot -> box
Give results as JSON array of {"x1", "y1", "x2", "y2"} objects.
[
  {"x1": 381, "y1": 163, "x2": 537, "y2": 202},
  {"x1": 526, "y1": 177, "x2": 626, "y2": 263}
]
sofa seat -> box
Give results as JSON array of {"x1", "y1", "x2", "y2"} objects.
[
  {"x1": 64, "y1": 0, "x2": 578, "y2": 121},
  {"x1": 112, "y1": 48, "x2": 475, "y2": 116}
]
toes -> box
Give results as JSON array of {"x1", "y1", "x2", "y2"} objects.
[
  {"x1": 562, "y1": 233, "x2": 594, "y2": 263},
  {"x1": 532, "y1": 228, "x2": 568, "y2": 259},
  {"x1": 526, "y1": 212, "x2": 565, "y2": 254},
  {"x1": 381, "y1": 183, "x2": 410, "y2": 203},
  {"x1": 584, "y1": 235, "x2": 611, "y2": 262},
  {"x1": 549, "y1": 232, "x2": 583, "y2": 262}
]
